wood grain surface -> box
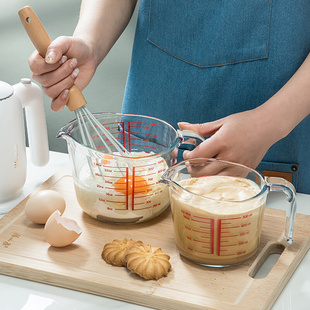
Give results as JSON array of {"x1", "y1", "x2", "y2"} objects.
[{"x1": 0, "y1": 171, "x2": 310, "y2": 310}]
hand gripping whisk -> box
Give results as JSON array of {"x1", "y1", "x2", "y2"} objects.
[{"x1": 18, "y1": 6, "x2": 129, "y2": 157}]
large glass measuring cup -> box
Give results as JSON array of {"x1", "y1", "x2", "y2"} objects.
[
  {"x1": 57, "y1": 113, "x2": 204, "y2": 223},
  {"x1": 160, "y1": 158, "x2": 297, "y2": 266}
]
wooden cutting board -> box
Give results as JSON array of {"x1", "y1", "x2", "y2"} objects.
[{"x1": 0, "y1": 171, "x2": 310, "y2": 310}]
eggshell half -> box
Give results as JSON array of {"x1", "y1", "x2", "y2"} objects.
[
  {"x1": 44, "y1": 210, "x2": 82, "y2": 247},
  {"x1": 25, "y1": 190, "x2": 66, "y2": 224}
]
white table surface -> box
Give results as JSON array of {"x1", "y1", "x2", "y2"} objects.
[{"x1": 0, "y1": 148, "x2": 309, "y2": 310}]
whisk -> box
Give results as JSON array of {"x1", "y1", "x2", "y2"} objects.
[{"x1": 18, "y1": 6, "x2": 129, "y2": 157}]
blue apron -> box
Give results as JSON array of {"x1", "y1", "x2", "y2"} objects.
[{"x1": 122, "y1": 0, "x2": 310, "y2": 194}]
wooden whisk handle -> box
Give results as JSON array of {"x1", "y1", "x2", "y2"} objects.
[{"x1": 18, "y1": 6, "x2": 87, "y2": 112}]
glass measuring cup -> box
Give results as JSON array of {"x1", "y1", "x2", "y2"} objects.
[
  {"x1": 160, "y1": 158, "x2": 297, "y2": 266},
  {"x1": 57, "y1": 112, "x2": 204, "y2": 223}
]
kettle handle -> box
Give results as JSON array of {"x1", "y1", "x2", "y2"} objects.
[
  {"x1": 13, "y1": 79, "x2": 49, "y2": 166},
  {"x1": 18, "y1": 6, "x2": 87, "y2": 112}
]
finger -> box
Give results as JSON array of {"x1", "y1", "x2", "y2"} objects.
[
  {"x1": 41, "y1": 68, "x2": 79, "y2": 99},
  {"x1": 51, "y1": 89, "x2": 70, "y2": 112},
  {"x1": 29, "y1": 50, "x2": 65, "y2": 75},
  {"x1": 185, "y1": 159, "x2": 229, "y2": 177},
  {"x1": 185, "y1": 159, "x2": 248, "y2": 178},
  {"x1": 45, "y1": 36, "x2": 73, "y2": 64},
  {"x1": 33, "y1": 58, "x2": 78, "y2": 88},
  {"x1": 183, "y1": 138, "x2": 197, "y2": 146},
  {"x1": 183, "y1": 136, "x2": 221, "y2": 160},
  {"x1": 178, "y1": 121, "x2": 222, "y2": 137}
]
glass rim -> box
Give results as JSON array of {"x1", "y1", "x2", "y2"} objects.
[{"x1": 164, "y1": 158, "x2": 268, "y2": 203}]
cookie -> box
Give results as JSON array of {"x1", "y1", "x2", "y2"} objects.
[
  {"x1": 125, "y1": 243, "x2": 171, "y2": 280},
  {"x1": 101, "y1": 238, "x2": 142, "y2": 267}
]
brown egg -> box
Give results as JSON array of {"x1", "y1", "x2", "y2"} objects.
[
  {"x1": 25, "y1": 190, "x2": 66, "y2": 224},
  {"x1": 44, "y1": 210, "x2": 82, "y2": 247}
]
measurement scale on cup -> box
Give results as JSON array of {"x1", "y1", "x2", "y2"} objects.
[
  {"x1": 96, "y1": 160, "x2": 167, "y2": 212},
  {"x1": 92, "y1": 119, "x2": 161, "y2": 153},
  {"x1": 181, "y1": 208, "x2": 259, "y2": 261},
  {"x1": 75, "y1": 117, "x2": 170, "y2": 222}
]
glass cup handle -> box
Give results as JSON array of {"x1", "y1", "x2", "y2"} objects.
[
  {"x1": 265, "y1": 176, "x2": 297, "y2": 244},
  {"x1": 176, "y1": 130, "x2": 206, "y2": 162},
  {"x1": 177, "y1": 129, "x2": 205, "y2": 144}
]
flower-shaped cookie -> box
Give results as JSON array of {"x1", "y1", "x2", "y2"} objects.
[
  {"x1": 125, "y1": 243, "x2": 171, "y2": 280},
  {"x1": 101, "y1": 238, "x2": 142, "y2": 267}
]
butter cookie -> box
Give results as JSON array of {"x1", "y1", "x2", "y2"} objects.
[
  {"x1": 101, "y1": 238, "x2": 142, "y2": 267},
  {"x1": 125, "y1": 243, "x2": 171, "y2": 280}
]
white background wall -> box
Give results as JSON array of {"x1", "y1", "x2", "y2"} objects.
[{"x1": 0, "y1": 0, "x2": 138, "y2": 152}]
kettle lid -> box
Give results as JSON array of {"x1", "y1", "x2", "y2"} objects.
[{"x1": 0, "y1": 81, "x2": 13, "y2": 101}]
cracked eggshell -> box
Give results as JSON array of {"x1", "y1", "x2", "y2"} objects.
[
  {"x1": 25, "y1": 190, "x2": 66, "y2": 224},
  {"x1": 44, "y1": 210, "x2": 82, "y2": 247}
]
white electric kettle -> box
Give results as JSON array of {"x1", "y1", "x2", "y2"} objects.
[{"x1": 0, "y1": 78, "x2": 49, "y2": 203}]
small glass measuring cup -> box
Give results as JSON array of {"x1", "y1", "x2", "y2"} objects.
[
  {"x1": 57, "y1": 112, "x2": 204, "y2": 223},
  {"x1": 160, "y1": 158, "x2": 297, "y2": 266}
]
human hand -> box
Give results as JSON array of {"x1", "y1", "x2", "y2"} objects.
[
  {"x1": 28, "y1": 36, "x2": 96, "y2": 111},
  {"x1": 178, "y1": 109, "x2": 277, "y2": 169}
]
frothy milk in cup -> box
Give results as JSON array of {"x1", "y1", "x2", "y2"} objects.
[{"x1": 170, "y1": 175, "x2": 265, "y2": 266}]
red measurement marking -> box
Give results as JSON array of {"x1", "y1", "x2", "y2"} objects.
[
  {"x1": 144, "y1": 172, "x2": 157, "y2": 177},
  {"x1": 131, "y1": 144, "x2": 149, "y2": 148},
  {"x1": 218, "y1": 219, "x2": 222, "y2": 256},
  {"x1": 241, "y1": 222, "x2": 251, "y2": 227},
  {"x1": 130, "y1": 122, "x2": 151, "y2": 126},
  {"x1": 193, "y1": 215, "x2": 214, "y2": 220},
  {"x1": 243, "y1": 213, "x2": 253, "y2": 219},
  {"x1": 222, "y1": 226, "x2": 240, "y2": 229},
  {"x1": 192, "y1": 229, "x2": 211, "y2": 233},
  {"x1": 200, "y1": 225, "x2": 212, "y2": 230},
  {"x1": 192, "y1": 239, "x2": 210, "y2": 245},
  {"x1": 201, "y1": 235, "x2": 211, "y2": 240},
  {"x1": 135, "y1": 163, "x2": 157, "y2": 169},
  {"x1": 221, "y1": 234, "x2": 239, "y2": 238},
  {"x1": 103, "y1": 166, "x2": 128, "y2": 170},
  {"x1": 131, "y1": 131, "x2": 151, "y2": 136},
  {"x1": 221, "y1": 243, "x2": 238, "y2": 248},
  {"x1": 193, "y1": 249, "x2": 212, "y2": 254},
  {"x1": 181, "y1": 210, "x2": 191, "y2": 217},
  {"x1": 128, "y1": 122, "x2": 132, "y2": 152},
  {"x1": 134, "y1": 193, "x2": 154, "y2": 198},
  {"x1": 131, "y1": 205, "x2": 152, "y2": 210},
  {"x1": 223, "y1": 217, "x2": 242, "y2": 221},
  {"x1": 211, "y1": 219, "x2": 214, "y2": 254},
  {"x1": 120, "y1": 122, "x2": 125, "y2": 147},
  {"x1": 191, "y1": 218, "x2": 212, "y2": 224},
  {"x1": 130, "y1": 167, "x2": 136, "y2": 211}
]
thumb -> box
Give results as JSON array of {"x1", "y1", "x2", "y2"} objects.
[
  {"x1": 45, "y1": 36, "x2": 72, "y2": 64},
  {"x1": 183, "y1": 136, "x2": 219, "y2": 160},
  {"x1": 178, "y1": 120, "x2": 222, "y2": 137}
]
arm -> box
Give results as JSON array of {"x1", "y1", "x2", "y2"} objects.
[
  {"x1": 73, "y1": 0, "x2": 137, "y2": 67},
  {"x1": 29, "y1": 0, "x2": 137, "y2": 111},
  {"x1": 178, "y1": 53, "x2": 310, "y2": 168}
]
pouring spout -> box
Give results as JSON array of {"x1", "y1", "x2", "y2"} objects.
[
  {"x1": 56, "y1": 122, "x2": 75, "y2": 139},
  {"x1": 159, "y1": 168, "x2": 176, "y2": 186},
  {"x1": 159, "y1": 177, "x2": 170, "y2": 185}
]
